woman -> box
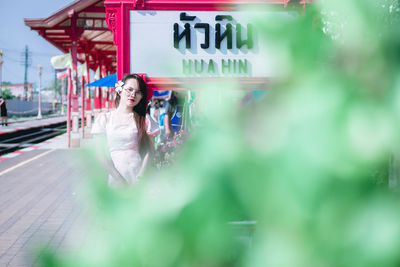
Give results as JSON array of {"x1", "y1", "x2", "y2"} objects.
[{"x1": 91, "y1": 74, "x2": 159, "y2": 186}]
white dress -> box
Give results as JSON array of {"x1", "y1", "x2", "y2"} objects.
[{"x1": 91, "y1": 111, "x2": 159, "y2": 186}]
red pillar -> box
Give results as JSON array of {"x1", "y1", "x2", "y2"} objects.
[
  {"x1": 85, "y1": 54, "x2": 92, "y2": 138},
  {"x1": 94, "y1": 86, "x2": 102, "y2": 119},
  {"x1": 93, "y1": 62, "x2": 102, "y2": 120},
  {"x1": 80, "y1": 74, "x2": 85, "y2": 138},
  {"x1": 107, "y1": 65, "x2": 114, "y2": 110},
  {"x1": 67, "y1": 69, "x2": 72, "y2": 147},
  {"x1": 101, "y1": 64, "x2": 108, "y2": 112},
  {"x1": 109, "y1": 90, "x2": 116, "y2": 109},
  {"x1": 69, "y1": 12, "x2": 83, "y2": 147},
  {"x1": 105, "y1": 2, "x2": 131, "y2": 80},
  {"x1": 61, "y1": 77, "x2": 65, "y2": 115}
]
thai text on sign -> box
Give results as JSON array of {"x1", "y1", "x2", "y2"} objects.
[{"x1": 130, "y1": 10, "x2": 294, "y2": 77}]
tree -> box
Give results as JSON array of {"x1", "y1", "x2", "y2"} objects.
[
  {"x1": 39, "y1": 2, "x2": 400, "y2": 266},
  {"x1": 1, "y1": 88, "x2": 14, "y2": 99},
  {"x1": 47, "y1": 79, "x2": 62, "y2": 99}
]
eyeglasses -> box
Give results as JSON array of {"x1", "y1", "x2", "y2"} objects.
[{"x1": 124, "y1": 88, "x2": 142, "y2": 97}]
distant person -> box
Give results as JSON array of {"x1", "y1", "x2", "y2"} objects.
[
  {"x1": 91, "y1": 74, "x2": 159, "y2": 187},
  {"x1": 147, "y1": 100, "x2": 161, "y2": 138},
  {"x1": 163, "y1": 92, "x2": 183, "y2": 138},
  {"x1": 0, "y1": 97, "x2": 8, "y2": 126},
  {"x1": 149, "y1": 100, "x2": 159, "y2": 124}
]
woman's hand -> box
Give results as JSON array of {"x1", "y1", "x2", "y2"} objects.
[{"x1": 108, "y1": 166, "x2": 128, "y2": 185}]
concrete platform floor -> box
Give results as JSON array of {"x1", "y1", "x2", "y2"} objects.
[{"x1": 0, "y1": 147, "x2": 93, "y2": 266}]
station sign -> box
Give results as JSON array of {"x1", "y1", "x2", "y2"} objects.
[{"x1": 130, "y1": 10, "x2": 295, "y2": 78}]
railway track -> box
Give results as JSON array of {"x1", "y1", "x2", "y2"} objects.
[{"x1": 0, "y1": 123, "x2": 66, "y2": 156}]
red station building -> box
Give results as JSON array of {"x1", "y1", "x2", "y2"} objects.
[
  {"x1": 25, "y1": 0, "x2": 117, "y2": 147},
  {"x1": 25, "y1": 0, "x2": 312, "y2": 147}
]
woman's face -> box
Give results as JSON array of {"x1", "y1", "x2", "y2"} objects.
[{"x1": 120, "y1": 78, "x2": 142, "y2": 108}]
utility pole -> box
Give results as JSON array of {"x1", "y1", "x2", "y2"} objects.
[
  {"x1": 20, "y1": 46, "x2": 31, "y2": 100},
  {"x1": 0, "y1": 49, "x2": 3, "y2": 96},
  {"x1": 37, "y1": 64, "x2": 42, "y2": 119}
]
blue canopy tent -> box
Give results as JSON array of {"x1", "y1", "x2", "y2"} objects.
[
  {"x1": 86, "y1": 73, "x2": 171, "y2": 99},
  {"x1": 86, "y1": 73, "x2": 117, "y2": 87},
  {"x1": 153, "y1": 90, "x2": 171, "y2": 99}
]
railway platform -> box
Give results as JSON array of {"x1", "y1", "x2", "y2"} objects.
[
  {"x1": 0, "y1": 124, "x2": 95, "y2": 266},
  {"x1": 0, "y1": 115, "x2": 67, "y2": 136},
  {"x1": 0, "y1": 115, "x2": 68, "y2": 161}
]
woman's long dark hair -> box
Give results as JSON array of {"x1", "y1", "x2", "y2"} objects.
[{"x1": 115, "y1": 74, "x2": 153, "y2": 159}]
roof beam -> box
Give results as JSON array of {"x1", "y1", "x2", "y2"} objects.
[
  {"x1": 81, "y1": 7, "x2": 106, "y2": 13},
  {"x1": 78, "y1": 50, "x2": 116, "y2": 55},
  {"x1": 92, "y1": 41, "x2": 114, "y2": 45},
  {"x1": 38, "y1": 31, "x2": 68, "y2": 53},
  {"x1": 84, "y1": 27, "x2": 109, "y2": 31},
  {"x1": 45, "y1": 32, "x2": 68, "y2": 36},
  {"x1": 52, "y1": 38, "x2": 72, "y2": 41},
  {"x1": 88, "y1": 30, "x2": 109, "y2": 40},
  {"x1": 77, "y1": 16, "x2": 106, "y2": 20},
  {"x1": 32, "y1": 26, "x2": 109, "y2": 31}
]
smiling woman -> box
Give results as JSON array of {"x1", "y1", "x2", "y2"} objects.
[{"x1": 91, "y1": 74, "x2": 159, "y2": 187}]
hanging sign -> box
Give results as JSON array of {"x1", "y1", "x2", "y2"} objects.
[{"x1": 130, "y1": 10, "x2": 295, "y2": 77}]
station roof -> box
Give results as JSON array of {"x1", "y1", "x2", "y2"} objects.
[{"x1": 24, "y1": 0, "x2": 116, "y2": 73}]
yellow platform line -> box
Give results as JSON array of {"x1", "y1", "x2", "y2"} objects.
[{"x1": 0, "y1": 149, "x2": 55, "y2": 177}]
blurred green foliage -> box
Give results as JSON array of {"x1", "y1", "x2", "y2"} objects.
[
  {"x1": 1, "y1": 88, "x2": 15, "y2": 99},
  {"x1": 47, "y1": 78, "x2": 63, "y2": 98},
  {"x1": 39, "y1": 0, "x2": 400, "y2": 266}
]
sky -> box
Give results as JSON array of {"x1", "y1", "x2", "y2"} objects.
[{"x1": 0, "y1": 0, "x2": 76, "y2": 88}]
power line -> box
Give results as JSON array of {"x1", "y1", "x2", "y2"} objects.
[
  {"x1": 1, "y1": 48, "x2": 20, "y2": 54},
  {"x1": 1, "y1": 47, "x2": 69, "y2": 87},
  {"x1": 2, "y1": 65, "x2": 24, "y2": 82},
  {"x1": 3, "y1": 56, "x2": 21, "y2": 63},
  {"x1": 2, "y1": 63, "x2": 54, "y2": 85},
  {"x1": 2, "y1": 47, "x2": 59, "y2": 57},
  {"x1": 3, "y1": 56, "x2": 53, "y2": 73}
]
